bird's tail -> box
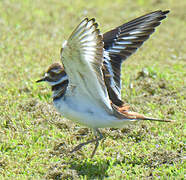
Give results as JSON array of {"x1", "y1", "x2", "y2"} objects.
[
  {"x1": 136, "y1": 116, "x2": 174, "y2": 122},
  {"x1": 112, "y1": 103, "x2": 174, "y2": 122}
]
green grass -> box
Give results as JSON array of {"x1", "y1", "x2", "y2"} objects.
[{"x1": 0, "y1": 0, "x2": 185, "y2": 179}]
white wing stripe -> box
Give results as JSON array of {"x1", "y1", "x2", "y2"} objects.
[
  {"x1": 121, "y1": 36, "x2": 137, "y2": 40},
  {"x1": 115, "y1": 41, "x2": 132, "y2": 45},
  {"x1": 129, "y1": 30, "x2": 143, "y2": 35},
  {"x1": 107, "y1": 49, "x2": 121, "y2": 53},
  {"x1": 112, "y1": 45, "x2": 126, "y2": 50}
]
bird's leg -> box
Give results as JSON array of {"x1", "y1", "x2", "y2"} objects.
[
  {"x1": 91, "y1": 129, "x2": 103, "y2": 158},
  {"x1": 70, "y1": 128, "x2": 103, "y2": 157}
]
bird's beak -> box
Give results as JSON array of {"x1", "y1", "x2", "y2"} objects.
[{"x1": 36, "y1": 77, "x2": 46, "y2": 83}]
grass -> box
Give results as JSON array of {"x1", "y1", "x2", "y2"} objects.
[{"x1": 0, "y1": 0, "x2": 185, "y2": 179}]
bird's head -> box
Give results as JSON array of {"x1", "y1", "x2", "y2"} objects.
[{"x1": 36, "y1": 63, "x2": 67, "y2": 86}]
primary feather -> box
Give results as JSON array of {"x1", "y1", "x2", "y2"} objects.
[{"x1": 103, "y1": 10, "x2": 169, "y2": 106}]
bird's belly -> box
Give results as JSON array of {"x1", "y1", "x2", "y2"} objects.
[{"x1": 53, "y1": 96, "x2": 130, "y2": 128}]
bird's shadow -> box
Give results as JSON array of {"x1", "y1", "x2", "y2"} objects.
[{"x1": 69, "y1": 158, "x2": 110, "y2": 179}]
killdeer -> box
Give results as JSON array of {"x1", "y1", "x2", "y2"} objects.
[{"x1": 37, "y1": 10, "x2": 173, "y2": 157}]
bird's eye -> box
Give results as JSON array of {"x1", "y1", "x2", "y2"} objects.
[{"x1": 49, "y1": 71, "x2": 56, "y2": 77}]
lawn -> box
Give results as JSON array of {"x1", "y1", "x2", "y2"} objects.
[{"x1": 0, "y1": 0, "x2": 185, "y2": 179}]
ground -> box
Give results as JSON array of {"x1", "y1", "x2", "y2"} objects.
[{"x1": 0, "y1": 0, "x2": 185, "y2": 179}]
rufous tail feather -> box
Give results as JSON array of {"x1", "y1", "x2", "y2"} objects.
[{"x1": 112, "y1": 103, "x2": 174, "y2": 122}]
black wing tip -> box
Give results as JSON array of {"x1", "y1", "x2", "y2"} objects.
[
  {"x1": 83, "y1": 17, "x2": 89, "y2": 22},
  {"x1": 81, "y1": 17, "x2": 97, "y2": 26},
  {"x1": 90, "y1": 18, "x2": 96, "y2": 22},
  {"x1": 162, "y1": 10, "x2": 170, "y2": 15},
  {"x1": 151, "y1": 10, "x2": 170, "y2": 15},
  {"x1": 83, "y1": 18, "x2": 99, "y2": 29},
  {"x1": 157, "y1": 10, "x2": 170, "y2": 21},
  {"x1": 79, "y1": 17, "x2": 100, "y2": 34},
  {"x1": 155, "y1": 10, "x2": 170, "y2": 20}
]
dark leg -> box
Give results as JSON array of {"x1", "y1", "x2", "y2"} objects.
[
  {"x1": 90, "y1": 129, "x2": 103, "y2": 158},
  {"x1": 70, "y1": 128, "x2": 103, "y2": 158}
]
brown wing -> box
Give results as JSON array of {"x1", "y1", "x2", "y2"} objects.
[{"x1": 103, "y1": 10, "x2": 169, "y2": 106}]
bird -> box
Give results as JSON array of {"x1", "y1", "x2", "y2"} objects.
[{"x1": 37, "y1": 10, "x2": 173, "y2": 157}]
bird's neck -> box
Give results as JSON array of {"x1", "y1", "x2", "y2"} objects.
[{"x1": 52, "y1": 80, "x2": 69, "y2": 100}]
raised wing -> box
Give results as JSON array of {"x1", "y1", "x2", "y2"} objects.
[
  {"x1": 61, "y1": 18, "x2": 112, "y2": 112},
  {"x1": 103, "y1": 10, "x2": 169, "y2": 106}
]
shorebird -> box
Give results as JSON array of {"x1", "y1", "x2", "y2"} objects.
[{"x1": 37, "y1": 10, "x2": 172, "y2": 157}]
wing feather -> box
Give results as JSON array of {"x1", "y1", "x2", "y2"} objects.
[
  {"x1": 61, "y1": 18, "x2": 112, "y2": 112},
  {"x1": 103, "y1": 10, "x2": 169, "y2": 106}
]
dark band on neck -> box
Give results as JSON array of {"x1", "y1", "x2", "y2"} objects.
[{"x1": 52, "y1": 80, "x2": 69, "y2": 100}]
